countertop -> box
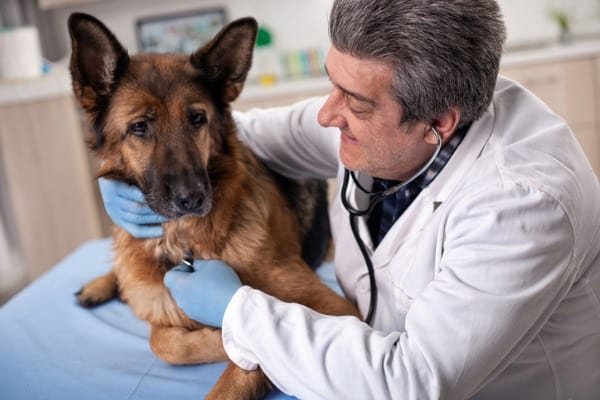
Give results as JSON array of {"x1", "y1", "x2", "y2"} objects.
[
  {"x1": 501, "y1": 36, "x2": 600, "y2": 67},
  {"x1": 2, "y1": 36, "x2": 600, "y2": 108},
  {"x1": 0, "y1": 66, "x2": 73, "y2": 106}
]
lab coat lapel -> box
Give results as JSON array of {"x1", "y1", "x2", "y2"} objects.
[{"x1": 370, "y1": 105, "x2": 496, "y2": 267}]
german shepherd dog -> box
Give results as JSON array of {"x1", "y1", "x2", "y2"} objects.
[{"x1": 68, "y1": 13, "x2": 359, "y2": 399}]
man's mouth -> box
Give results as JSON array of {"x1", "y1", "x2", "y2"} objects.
[
  {"x1": 340, "y1": 127, "x2": 353, "y2": 138},
  {"x1": 340, "y1": 130, "x2": 357, "y2": 143}
]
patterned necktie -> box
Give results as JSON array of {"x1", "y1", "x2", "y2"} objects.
[{"x1": 375, "y1": 180, "x2": 399, "y2": 245}]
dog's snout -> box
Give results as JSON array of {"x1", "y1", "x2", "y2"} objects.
[
  {"x1": 145, "y1": 153, "x2": 214, "y2": 218},
  {"x1": 170, "y1": 180, "x2": 210, "y2": 215},
  {"x1": 175, "y1": 188, "x2": 204, "y2": 212}
]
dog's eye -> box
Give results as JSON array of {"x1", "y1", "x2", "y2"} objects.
[
  {"x1": 129, "y1": 121, "x2": 148, "y2": 137},
  {"x1": 189, "y1": 111, "x2": 207, "y2": 129}
]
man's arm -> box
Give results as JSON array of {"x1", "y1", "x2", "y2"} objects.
[
  {"x1": 234, "y1": 97, "x2": 340, "y2": 179},
  {"x1": 221, "y1": 183, "x2": 576, "y2": 399}
]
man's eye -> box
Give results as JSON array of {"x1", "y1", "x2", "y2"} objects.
[
  {"x1": 189, "y1": 111, "x2": 207, "y2": 129},
  {"x1": 349, "y1": 107, "x2": 371, "y2": 118},
  {"x1": 346, "y1": 97, "x2": 372, "y2": 118},
  {"x1": 129, "y1": 121, "x2": 148, "y2": 136},
  {"x1": 350, "y1": 108, "x2": 367, "y2": 115}
]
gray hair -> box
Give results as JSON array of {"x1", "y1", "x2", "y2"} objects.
[{"x1": 329, "y1": 0, "x2": 506, "y2": 127}]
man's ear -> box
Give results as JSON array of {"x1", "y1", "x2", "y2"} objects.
[
  {"x1": 427, "y1": 107, "x2": 462, "y2": 145},
  {"x1": 190, "y1": 17, "x2": 258, "y2": 103},
  {"x1": 68, "y1": 12, "x2": 129, "y2": 113}
]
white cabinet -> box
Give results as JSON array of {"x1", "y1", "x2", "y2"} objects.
[{"x1": 0, "y1": 94, "x2": 104, "y2": 279}]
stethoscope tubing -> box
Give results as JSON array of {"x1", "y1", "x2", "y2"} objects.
[
  {"x1": 342, "y1": 127, "x2": 442, "y2": 325},
  {"x1": 341, "y1": 127, "x2": 442, "y2": 217}
]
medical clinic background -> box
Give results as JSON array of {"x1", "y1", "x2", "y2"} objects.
[{"x1": 1, "y1": 0, "x2": 600, "y2": 303}]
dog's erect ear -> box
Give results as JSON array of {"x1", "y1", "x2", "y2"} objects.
[
  {"x1": 191, "y1": 17, "x2": 258, "y2": 103},
  {"x1": 68, "y1": 12, "x2": 129, "y2": 110}
]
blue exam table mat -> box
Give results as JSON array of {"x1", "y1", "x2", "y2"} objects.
[{"x1": 0, "y1": 238, "x2": 343, "y2": 399}]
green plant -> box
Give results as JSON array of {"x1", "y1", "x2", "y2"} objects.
[{"x1": 550, "y1": 9, "x2": 570, "y2": 34}]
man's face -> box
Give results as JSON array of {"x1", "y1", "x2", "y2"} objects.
[{"x1": 318, "y1": 46, "x2": 435, "y2": 181}]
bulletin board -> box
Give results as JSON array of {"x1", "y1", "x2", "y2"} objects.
[{"x1": 136, "y1": 8, "x2": 227, "y2": 54}]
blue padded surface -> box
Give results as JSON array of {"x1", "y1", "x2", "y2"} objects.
[{"x1": 0, "y1": 239, "x2": 341, "y2": 399}]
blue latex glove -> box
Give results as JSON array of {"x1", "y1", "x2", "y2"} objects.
[
  {"x1": 98, "y1": 177, "x2": 167, "y2": 238},
  {"x1": 164, "y1": 259, "x2": 242, "y2": 328}
]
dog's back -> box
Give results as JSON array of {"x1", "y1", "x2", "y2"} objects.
[{"x1": 269, "y1": 171, "x2": 330, "y2": 268}]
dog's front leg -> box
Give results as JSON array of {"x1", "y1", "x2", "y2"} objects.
[
  {"x1": 75, "y1": 269, "x2": 118, "y2": 307},
  {"x1": 206, "y1": 362, "x2": 271, "y2": 400},
  {"x1": 149, "y1": 324, "x2": 228, "y2": 365}
]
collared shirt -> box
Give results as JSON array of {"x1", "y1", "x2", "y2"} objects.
[{"x1": 368, "y1": 124, "x2": 470, "y2": 246}]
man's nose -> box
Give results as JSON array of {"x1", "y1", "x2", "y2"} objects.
[{"x1": 317, "y1": 89, "x2": 346, "y2": 128}]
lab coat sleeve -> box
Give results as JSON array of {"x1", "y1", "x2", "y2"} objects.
[
  {"x1": 221, "y1": 183, "x2": 577, "y2": 400},
  {"x1": 222, "y1": 286, "x2": 404, "y2": 398},
  {"x1": 233, "y1": 97, "x2": 340, "y2": 179}
]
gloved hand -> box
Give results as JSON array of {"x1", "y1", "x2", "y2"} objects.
[
  {"x1": 164, "y1": 259, "x2": 242, "y2": 328},
  {"x1": 98, "y1": 177, "x2": 167, "y2": 238}
]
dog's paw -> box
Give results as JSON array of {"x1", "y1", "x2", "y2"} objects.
[
  {"x1": 74, "y1": 287, "x2": 111, "y2": 307},
  {"x1": 74, "y1": 273, "x2": 118, "y2": 307},
  {"x1": 74, "y1": 286, "x2": 116, "y2": 307}
]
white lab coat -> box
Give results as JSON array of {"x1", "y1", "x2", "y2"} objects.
[{"x1": 224, "y1": 76, "x2": 600, "y2": 399}]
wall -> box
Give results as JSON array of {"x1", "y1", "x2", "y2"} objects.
[
  {"x1": 500, "y1": 0, "x2": 600, "y2": 48},
  {"x1": 45, "y1": 0, "x2": 334, "y2": 62},
  {"x1": 39, "y1": 0, "x2": 600, "y2": 63}
]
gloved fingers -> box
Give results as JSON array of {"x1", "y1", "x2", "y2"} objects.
[
  {"x1": 98, "y1": 177, "x2": 167, "y2": 238},
  {"x1": 164, "y1": 265, "x2": 193, "y2": 288},
  {"x1": 99, "y1": 177, "x2": 129, "y2": 200},
  {"x1": 108, "y1": 178, "x2": 148, "y2": 203},
  {"x1": 203, "y1": 259, "x2": 242, "y2": 283},
  {"x1": 163, "y1": 259, "x2": 241, "y2": 328},
  {"x1": 117, "y1": 206, "x2": 168, "y2": 225},
  {"x1": 99, "y1": 178, "x2": 164, "y2": 219},
  {"x1": 107, "y1": 184, "x2": 164, "y2": 219},
  {"x1": 164, "y1": 260, "x2": 218, "y2": 288}
]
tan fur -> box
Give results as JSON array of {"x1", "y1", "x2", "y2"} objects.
[{"x1": 70, "y1": 13, "x2": 360, "y2": 399}]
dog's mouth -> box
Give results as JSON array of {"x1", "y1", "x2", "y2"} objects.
[{"x1": 145, "y1": 187, "x2": 213, "y2": 220}]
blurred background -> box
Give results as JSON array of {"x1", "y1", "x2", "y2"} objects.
[{"x1": 1, "y1": 0, "x2": 599, "y2": 303}]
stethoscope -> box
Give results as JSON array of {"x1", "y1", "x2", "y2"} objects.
[{"x1": 341, "y1": 127, "x2": 442, "y2": 325}]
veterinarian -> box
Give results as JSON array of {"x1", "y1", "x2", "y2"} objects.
[{"x1": 98, "y1": 0, "x2": 600, "y2": 398}]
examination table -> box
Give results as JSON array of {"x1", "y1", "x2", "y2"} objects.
[{"x1": 0, "y1": 238, "x2": 343, "y2": 399}]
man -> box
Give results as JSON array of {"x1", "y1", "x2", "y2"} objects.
[{"x1": 99, "y1": 0, "x2": 600, "y2": 398}]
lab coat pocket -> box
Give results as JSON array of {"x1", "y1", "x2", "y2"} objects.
[
  {"x1": 389, "y1": 234, "x2": 436, "y2": 328},
  {"x1": 390, "y1": 279, "x2": 415, "y2": 329},
  {"x1": 389, "y1": 241, "x2": 418, "y2": 328}
]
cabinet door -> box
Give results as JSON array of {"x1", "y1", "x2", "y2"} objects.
[
  {"x1": 501, "y1": 58, "x2": 597, "y2": 126},
  {"x1": 501, "y1": 58, "x2": 600, "y2": 177},
  {"x1": 0, "y1": 96, "x2": 103, "y2": 278}
]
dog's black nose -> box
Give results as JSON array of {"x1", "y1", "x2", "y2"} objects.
[{"x1": 174, "y1": 188, "x2": 205, "y2": 213}]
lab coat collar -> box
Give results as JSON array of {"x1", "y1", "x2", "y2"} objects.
[{"x1": 349, "y1": 101, "x2": 497, "y2": 267}]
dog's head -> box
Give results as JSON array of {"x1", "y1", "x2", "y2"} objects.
[{"x1": 68, "y1": 13, "x2": 257, "y2": 219}]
